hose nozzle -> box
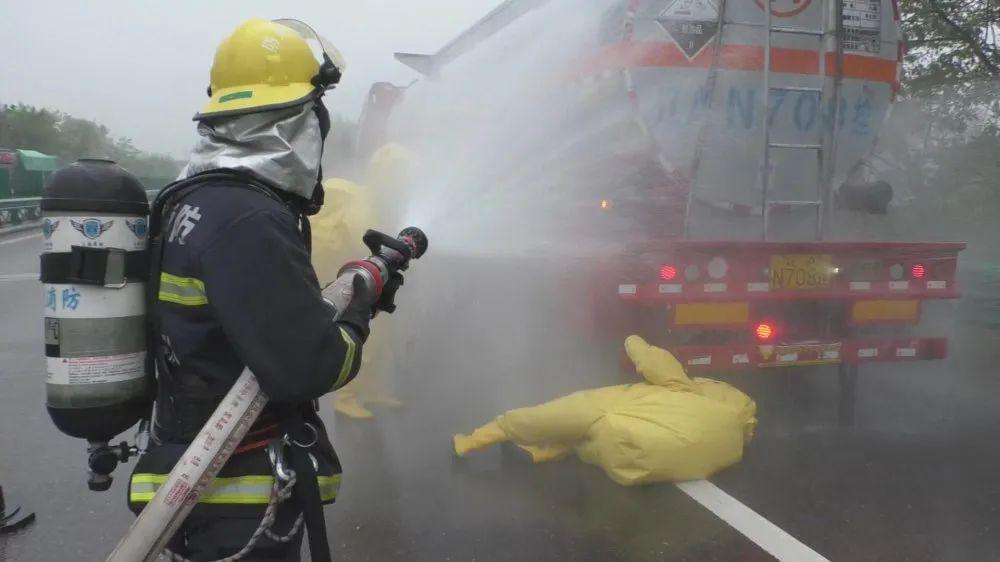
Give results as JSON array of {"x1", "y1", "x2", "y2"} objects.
[{"x1": 398, "y1": 226, "x2": 428, "y2": 260}]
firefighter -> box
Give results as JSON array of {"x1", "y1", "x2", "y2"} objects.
[{"x1": 127, "y1": 19, "x2": 387, "y2": 561}]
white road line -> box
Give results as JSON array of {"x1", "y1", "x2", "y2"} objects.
[
  {"x1": 676, "y1": 480, "x2": 830, "y2": 562},
  {"x1": 0, "y1": 272, "x2": 38, "y2": 282},
  {"x1": 0, "y1": 232, "x2": 41, "y2": 246}
]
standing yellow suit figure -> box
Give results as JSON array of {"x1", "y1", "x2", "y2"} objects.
[
  {"x1": 311, "y1": 177, "x2": 400, "y2": 419},
  {"x1": 311, "y1": 143, "x2": 420, "y2": 418},
  {"x1": 454, "y1": 336, "x2": 758, "y2": 485}
]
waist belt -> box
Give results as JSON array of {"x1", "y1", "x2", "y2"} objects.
[{"x1": 233, "y1": 419, "x2": 280, "y2": 454}]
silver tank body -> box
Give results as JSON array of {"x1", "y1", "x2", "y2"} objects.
[{"x1": 383, "y1": 0, "x2": 901, "y2": 241}]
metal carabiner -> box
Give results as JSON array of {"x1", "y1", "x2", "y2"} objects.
[
  {"x1": 273, "y1": 423, "x2": 321, "y2": 481},
  {"x1": 288, "y1": 423, "x2": 318, "y2": 449},
  {"x1": 267, "y1": 439, "x2": 294, "y2": 483}
]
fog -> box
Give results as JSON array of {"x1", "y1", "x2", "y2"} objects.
[
  {"x1": 340, "y1": 0, "x2": 630, "y2": 449},
  {"x1": 3, "y1": 0, "x2": 1000, "y2": 560},
  {"x1": 0, "y1": 0, "x2": 502, "y2": 157},
  {"x1": 384, "y1": 0, "x2": 644, "y2": 259}
]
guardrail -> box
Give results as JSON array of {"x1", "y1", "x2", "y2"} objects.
[
  {"x1": 0, "y1": 197, "x2": 43, "y2": 227},
  {"x1": 0, "y1": 191, "x2": 160, "y2": 229}
]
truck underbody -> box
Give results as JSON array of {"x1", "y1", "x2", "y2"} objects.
[{"x1": 613, "y1": 238, "x2": 965, "y2": 424}]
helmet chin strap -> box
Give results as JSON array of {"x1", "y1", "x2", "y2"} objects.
[{"x1": 303, "y1": 96, "x2": 332, "y2": 216}]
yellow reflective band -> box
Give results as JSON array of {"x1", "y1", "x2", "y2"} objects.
[
  {"x1": 318, "y1": 474, "x2": 341, "y2": 502},
  {"x1": 159, "y1": 272, "x2": 208, "y2": 306},
  {"x1": 130, "y1": 473, "x2": 341, "y2": 504},
  {"x1": 332, "y1": 327, "x2": 357, "y2": 390}
]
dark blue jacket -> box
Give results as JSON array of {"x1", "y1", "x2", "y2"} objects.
[
  {"x1": 155, "y1": 180, "x2": 362, "y2": 425},
  {"x1": 129, "y1": 177, "x2": 357, "y2": 514}
]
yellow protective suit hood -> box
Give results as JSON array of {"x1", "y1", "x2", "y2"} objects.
[
  {"x1": 310, "y1": 178, "x2": 374, "y2": 286},
  {"x1": 454, "y1": 336, "x2": 757, "y2": 485},
  {"x1": 311, "y1": 176, "x2": 400, "y2": 419},
  {"x1": 364, "y1": 142, "x2": 421, "y2": 192},
  {"x1": 624, "y1": 334, "x2": 695, "y2": 391}
]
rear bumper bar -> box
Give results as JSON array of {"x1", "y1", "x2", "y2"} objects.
[
  {"x1": 617, "y1": 282, "x2": 960, "y2": 303},
  {"x1": 660, "y1": 338, "x2": 948, "y2": 372}
]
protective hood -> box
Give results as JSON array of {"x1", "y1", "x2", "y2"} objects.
[
  {"x1": 180, "y1": 101, "x2": 323, "y2": 201},
  {"x1": 624, "y1": 335, "x2": 696, "y2": 392},
  {"x1": 365, "y1": 142, "x2": 421, "y2": 192}
]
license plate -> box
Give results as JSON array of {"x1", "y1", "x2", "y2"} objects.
[
  {"x1": 770, "y1": 254, "x2": 832, "y2": 290},
  {"x1": 759, "y1": 342, "x2": 842, "y2": 367}
]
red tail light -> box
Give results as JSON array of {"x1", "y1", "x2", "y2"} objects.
[
  {"x1": 660, "y1": 265, "x2": 677, "y2": 281},
  {"x1": 755, "y1": 322, "x2": 774, "y2": 341},
  {"x1": 911, "y1": 263, "x2": 926, "y2": 278}
]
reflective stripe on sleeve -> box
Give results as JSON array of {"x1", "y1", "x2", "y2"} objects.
[
  {"x1": 130, "y1": 473, "x2": 342, "y2": 505},
  {"x1": 332, "y1": 327, "x2": 358, "y2": 390},
  {"x1": 158, "y1": 272, "x2": 209, "y2": 306}
]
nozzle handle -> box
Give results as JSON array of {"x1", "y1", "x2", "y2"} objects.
[{"x1": 362, "y1": 230, "x2": 412, "y2": 265}]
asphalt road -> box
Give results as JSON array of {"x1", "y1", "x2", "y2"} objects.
[{"x1": 1, "y1": 227, "x2": 998, "y2": 561}]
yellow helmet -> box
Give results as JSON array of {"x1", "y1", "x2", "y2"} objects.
[{"x1": 196, "y1": 18, "x2": 346, "y2": 120}]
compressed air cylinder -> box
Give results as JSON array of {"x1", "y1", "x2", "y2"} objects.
[{"x1": 40, "y1": 159, "x2": 152, "y2": 441}]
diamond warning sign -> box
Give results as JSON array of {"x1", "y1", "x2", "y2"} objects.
[{"x1": 657, "y1": 0, "x2": 719, "y2": 60}]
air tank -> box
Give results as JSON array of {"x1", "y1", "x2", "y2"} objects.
[{"x1": 40, "y1": 159, "x2": 152, "y2": 441}]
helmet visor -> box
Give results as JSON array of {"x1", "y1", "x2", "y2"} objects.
[{"x1": 273, "y1": 18, "x2": 347, "y2": 89}]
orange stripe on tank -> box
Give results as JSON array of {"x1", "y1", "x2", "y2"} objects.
[{"x1": 581, "y1": 41, "x2": 899, "y2": 84}]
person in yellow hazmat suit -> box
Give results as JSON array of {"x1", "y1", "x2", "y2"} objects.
[
  {"x1": 311, "y1": 143, "x2": 420, "y2": 418},
  {"x1": 454, "y1": 336, "x2": 758, "y2": 485}
]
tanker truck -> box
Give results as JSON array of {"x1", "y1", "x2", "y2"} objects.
[{"x1": 360, "y1": 0, "x2": 965, "y2": 425}]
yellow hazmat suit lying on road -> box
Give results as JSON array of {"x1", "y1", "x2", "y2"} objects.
[
  {"x1": 454, "y1": 336, "x2": 757, "y2": 485},
  {"x1": 311, "y1": 177, "x2": 401, "y2": 418}
]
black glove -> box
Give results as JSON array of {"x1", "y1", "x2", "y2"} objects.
[
  {"x1": 335, "y1": 275, "x2": 375, "y2": 342},
  {"x1": 375, "y1": 272, "x2": 404, "y2": 314}
]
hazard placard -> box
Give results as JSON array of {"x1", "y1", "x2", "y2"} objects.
[
  {"x1": 656, "y1": 0, "x2": 719, "y2": 60},
  {"x1": 843, "y1": 0, "x2": 882, "y2": 54},
  {"x1": 754, "y1": 0, "x2": 813, "y2": 17}
]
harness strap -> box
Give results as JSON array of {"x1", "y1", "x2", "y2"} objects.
[{"x1": 278, "y1": 409, "x2": 332, "y2": 562}]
